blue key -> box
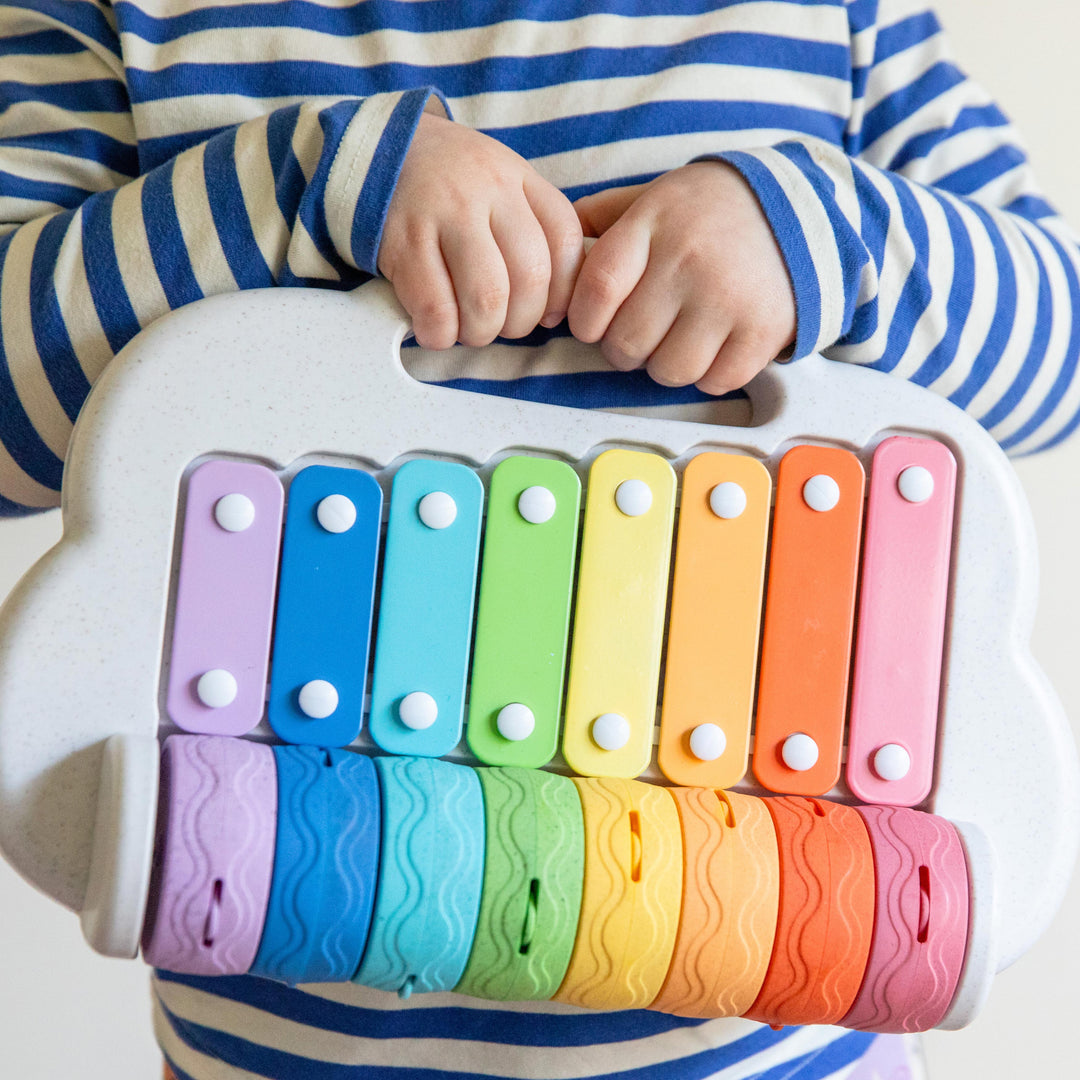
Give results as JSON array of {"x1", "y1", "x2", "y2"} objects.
[
  {"x1": 268, "y1": 465, "x2": 382, "y2": 747},
  {"x1": 368, "y1": 460, "x2": 483, "y2": 757}
]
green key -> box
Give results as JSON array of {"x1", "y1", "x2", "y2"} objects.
[{"x1": 466, "y1": 456, "x2": 580, "y2": 768}]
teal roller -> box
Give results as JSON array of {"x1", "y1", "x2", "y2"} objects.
[{"x1": 353, "y1": 756, "x2": 484, "y2": 997}]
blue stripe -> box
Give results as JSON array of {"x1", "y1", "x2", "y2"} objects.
[
  {"x1": 81, "y1": 189, "x2": 143, "y2": 352},
  {"x1": 0, "y1": 234, "x2": 65, "y2": 491},
  {"x1": 0, "y1": 78, "x2": 129, "y2": 113},
  {"x1": 884, "y1": 104, "x2": 1009, "y2": 172},
  {"x1": 352, "y1": 90, "x2": 440, "y2": 275},
  {"x1": 202, "y1": 127, "x2": 275, "y2": 288},
  {"x1": 137, "y1": 127, "x2": 231, "y2": 173},
  {"x1": 0, "y1": 29, "x2": 87, "y2": 57},
  {"x1": 874, "y1": 171, "x2": 933, "y2": 372},
  {"x1": 0, "y1": 168, "x2": 95, "y2": 210},
  {"x1": 6, "y1": 0, "x2": 122, "y2": 56},
  {"x1": 859, "y1": 60, "x2": 966, "y2": 150},
  {"x1": 910, "y1": 195, "x2": 975, "y2": 387},
  {"x1": 140, "y1": 161, "x2": 203, "y2": 308},
  {"x1": 936, "y1": 144, "x2": 1027, "y2": 198},
  {"x1": 999, "y1": 227, "x2": 1080, "y2": 450},
  {"x1": 746, "y1": 1031, "x2": 876, "y2": 1080},
  {"x1": 487, "y1": 100, "x2": 845, "y2": 162},
  {"x1": 979, "y1": 228, "x2": 1053, "y2": 432},
  {"x1": 124, "y1": 31, "x2": 850, "y2": 105},
  {"x1": 0, "y1": 129, "x2": 137, "y2": 178},
  {"x1": 0, "y1": 491, "x2": 46, "y2": 516},
  {"x1": 1006, "y1": 194, "x2": 1057, "y2": 221},
  {"x1": 837, "y1": 164, "x2": 891, "y2": 347},
  {"x1": 264, "y1": 105, "x2": 306, "y2": 231},
  {"x1": 28, "y1": 213, "x2": 92, "y2": 422},
  {"x1": 873, "y1": 10, "x2": 941, "y2": 64},
  {"x1": 115, "y1": 0, "x2": 837, "y2": 41},
  {"x1": 948, "y1": 202, "x2": 1018, "y2": 411},
  {"x1": 716, "y1": 150, "x2": 821, "y2": 359},
  {"x1": 776, "y1": 141, "x2": 868, "y2": 339}
]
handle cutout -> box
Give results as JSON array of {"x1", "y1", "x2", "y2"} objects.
[
  {"x1": 918, "y1": 865, "x2": 931, "y2": 943},
  {"x1": 629, "y1": 811, "x2": 642, "y2": 883},
  {"x1": 202, "y1": 879, "x2": 224, "y2": 948},
  {"x1": 519, "y1": 878, "x2": 540, "y2": 955}
]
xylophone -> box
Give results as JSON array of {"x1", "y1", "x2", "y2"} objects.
[{"x1": 0, "y1": 280, "x2": 1077, "y2": 1034}]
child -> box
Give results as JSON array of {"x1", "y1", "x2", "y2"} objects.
[{"x1": 1, "y1": 1, "x2": 1075, "y2": 1076}]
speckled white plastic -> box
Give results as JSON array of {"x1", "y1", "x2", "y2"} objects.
[{"x1": 0, "y1": 279, "x2": 1075, "y2": 1027}]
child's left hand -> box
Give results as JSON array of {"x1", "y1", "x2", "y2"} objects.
[{"x1": 567, "y1": 161, "x2": 796, "y2": 395}]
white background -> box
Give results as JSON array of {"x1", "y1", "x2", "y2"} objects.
[{"x1": 1, "y1": 1, "x2": 1078, "y2": 1075}]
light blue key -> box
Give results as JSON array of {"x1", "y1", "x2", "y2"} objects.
[
  {"x1": 268, "y1": 465, "x2": 382, "y2": 747},
  {"x1": 368, "y1": 459, "x2": 483, "y2": 757}
]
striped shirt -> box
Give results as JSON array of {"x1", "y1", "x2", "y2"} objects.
[{"x1": 0, "y1": 0, "x2": 1054, "y2": 1076}]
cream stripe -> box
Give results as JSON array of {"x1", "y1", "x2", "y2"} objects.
[
  {"x1": 860, "y1": 26, "x2": 947, "y2": 115},
  {"x1": 0, "y1": 49, "x2": 125, "y2": 85},
  {"x1": 110, "y1": 176, "x2": 171, "y2": 328},
  {"x1": 50, "y1": 205, "x2": 113, "y2": 384},
  {"x1": 1, "y1": 146, "x2": 131, "y2": 193},
  {"x1": 0, "y1": 442, "x2": 62, "y2": 509},
  {"x1": 232, "y1": 114, "x2": 291, "y2": 275},
  {"x1": 121, "y1": 3, "x2": 848, "y2": 71},
  {"x1": 0, "y1": 108, "x2": 134, "y2": 143},
  {"x1": 170, "y1": 143, "x2": 239, "y2": 296},
  {"x1": 1, "y1": 217, "x2": 75, "y2": 459}
]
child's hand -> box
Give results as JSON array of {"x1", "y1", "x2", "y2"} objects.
[
  {"x1": 378, "y1": 113, "x2": 585, "y2": 349},
  {"x1": 567, "y1": 162, "x2": 796, "y2": 395}
]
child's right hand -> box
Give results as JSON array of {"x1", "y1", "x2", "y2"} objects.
[{"x1": 377, "y1": 113, "x2": 585, "y2": 350}]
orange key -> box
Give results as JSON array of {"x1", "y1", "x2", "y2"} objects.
[
  {"x1": 658, "y1": 453, "x2": 771, "y2": 789},
  {"x1": 752, "y1": 446, "x2": 865, "y2": 795},
  {"x1": 744, "y1": 796, "x2": 875, "y2": 1027},
  {"x1": 650, "y1": 789, "x2": 778, "y2": 1018}
]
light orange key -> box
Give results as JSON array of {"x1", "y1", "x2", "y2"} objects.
[
  {"x1": 753, "y1": 446, "x2": 865, "y2": 795},
  {"x1": 658, "y1": 453, "x2": 770, "y2": 789}
]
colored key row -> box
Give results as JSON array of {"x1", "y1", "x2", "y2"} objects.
[
  {"x1": 165, "y1": 438, "x2": 955, "y2": 804},
  {"x1": 143, "y1": 736, "x2": 972, "y2": 1033}
]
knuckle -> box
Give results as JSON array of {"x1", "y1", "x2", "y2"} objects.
[{"x1": 581, "y1": 262, "x2": 623, "y2": 308}]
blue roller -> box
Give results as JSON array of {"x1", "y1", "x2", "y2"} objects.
[
  {"x1": 353, "y1": 756, "x2": 485, "y2": 997},
  {"x1": 250, "y1": 746, "x2": 380, "y2": 984}
]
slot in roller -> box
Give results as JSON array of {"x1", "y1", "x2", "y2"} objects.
[
  {"x1": 164, "y1": 437, "x2": 957, "y2": 803},
  {"x1": 143, "y1": 735, "x2": 972, "y2": 1033}
]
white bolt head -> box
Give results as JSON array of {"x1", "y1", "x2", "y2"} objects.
[
  {"x1": 399, "y1": 690, "x2": 438, "y2": 730},
  {"x1": 517, "y1": 485, "x2": 556, "y2": 524},
  {"x1": 689, "y1": 723, "x2": 727, "y2": 761},
  {"x1": 316, "y1": 493, "x2": 357, "y2": 533},
  {"x1": 591, "y1": 712, "x2": 631, "y2": 751},
  {"x1": 803, "y1": 474, "x2": 840, "y2": 513},
  {"x1": 418, "y1": 491, "x2": 457, "y2": 529},
  {"x1": 615, "y1": 478, "x2": 652, "y2": 517},
  {"x1": 781, "y1": 732, "x2": 819, "y2": 772},
  {"x1": 709, "y1": 482, "x2": 747, "y2": 519},
  {"x1": 873, "y1": 743, "x2": 912, "y2": 782},
  {"x1": 496, "y1": 703, "x2": 535, "y2": 742},
  {"x1": 298, "y1": 679, "x2": 339, "y2": 719},
  {"x1": 898, "y1": 466, "x2": 934, "y2": 504},
  {"x1": 197, "y1": 669, "x2": 237, "y2": 708},
  {"x1": 214, "y1": 493, "x2": 255, "y2": 532}
]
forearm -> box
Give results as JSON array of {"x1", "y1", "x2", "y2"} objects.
[{"x1": 0, "y1": 88, "x2": 440, "y2": 514}]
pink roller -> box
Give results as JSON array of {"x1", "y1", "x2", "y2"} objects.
[
  {"x1": 843, "y1": 806, "x2": 969, "y2": 1033},
  {"x1": 142, "y1": 735, "x2": 276, "y2": 975}
]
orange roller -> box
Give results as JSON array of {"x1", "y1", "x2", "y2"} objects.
[
  {"x1": 651, "y1": 789, "x2": 779, "y2": 1018},
  {"x1": 745, "y1": 796, "x2": 875, "y2": 1027},
  {"x1": 552, "y1": 777, "x2": 683, "y2": 1010}
]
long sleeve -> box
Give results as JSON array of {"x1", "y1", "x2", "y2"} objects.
[
  {"x1": 0, "y1": 0, "x2": 441, "y2": 515},
  {"x1": 707, "y1": 0, "x2": 1079, "y2": 456}
]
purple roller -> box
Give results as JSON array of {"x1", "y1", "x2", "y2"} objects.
[
  {"x1": 142, "y1": 735, "x2": 277, "y2": 976},
  {"x1": 166, "y1": 459, "x2": 284, "y2": 736}
]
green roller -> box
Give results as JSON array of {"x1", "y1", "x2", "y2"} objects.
[{"x1": 456, "y1": 767, "x2": 585, "y2": 1001}]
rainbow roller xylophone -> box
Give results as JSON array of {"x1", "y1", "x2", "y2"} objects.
[{"x1": 0, "y1": 279, "x2": 1077, "y2": 1033}]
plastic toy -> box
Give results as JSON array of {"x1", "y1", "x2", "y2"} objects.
[{"x1": 0, "y1": 278, "x2": 1076, "y2": 1034}]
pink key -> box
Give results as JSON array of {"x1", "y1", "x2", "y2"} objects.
[
  {"x1": 166, "y1": 459, "x2": 284, "y2": 736},
  {"x1": 846, "y1": 437, "x2": 956, "y2": 806},
  {"x1": 843, "y1": 806, "x2": 969, "y2": 1033}
]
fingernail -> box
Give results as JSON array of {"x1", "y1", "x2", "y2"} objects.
[{"x1": 540, "y1": 312, "x2": 563, "y2": 328}]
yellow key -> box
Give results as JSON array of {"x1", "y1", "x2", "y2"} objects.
[{"x1": 561, "y1": 449, "x2": 676, "y2": 778}]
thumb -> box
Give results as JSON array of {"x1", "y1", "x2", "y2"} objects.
[{"x1": 574, "y1": 183, "x2": 647, "y2": 237}]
